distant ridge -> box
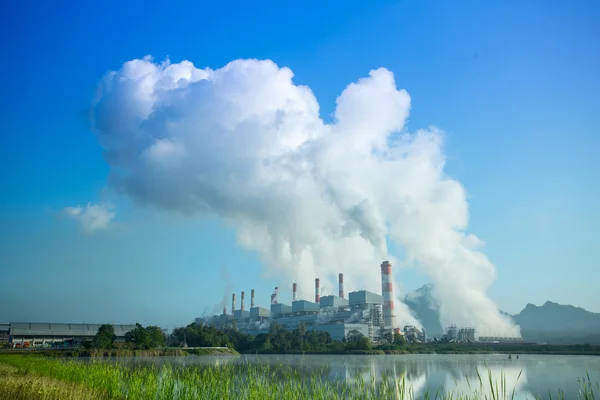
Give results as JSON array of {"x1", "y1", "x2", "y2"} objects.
[
  {"x1": 514, "y1": 301, "x2": 600, "y2": 344},
  {"x1": 405, "y1": 285, "x2": 600, "y2": 344}
]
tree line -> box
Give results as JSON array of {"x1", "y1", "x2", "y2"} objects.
[
  {"x1": 86, "y1": 323, "x2": 166, "y2": 350},
  {"x1": 170, "y1": 322, "x2": 407, "y2": 353},
  {"x1": 87, "y1": 322, "x2": 600, "y2": 355}
]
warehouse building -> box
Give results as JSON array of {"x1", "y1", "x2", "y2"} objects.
[{"x1": 4, "y1": 322, "x2": 137, "y2": 348}]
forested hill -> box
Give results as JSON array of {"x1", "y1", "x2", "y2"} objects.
[{"x1": 513, "y1": 301, "x2": 600, "y2": 344}]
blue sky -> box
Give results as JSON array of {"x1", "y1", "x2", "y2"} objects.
[{"x1": 1, "y1": 0, "x2": 599, "y2": 328}]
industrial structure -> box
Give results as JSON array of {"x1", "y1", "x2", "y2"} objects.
[
  {"x1": 200, "y1": 261, "x2": 403, "y2": 342},
  {"x1": 403, "y1": 325, "x2": 427, "y2": 343},
  {"x1": 0, "y1": 323, "x2": 9, "y2": 344},
  {"x1": 0, "y1": 322, "x2": 137, "y2": 348}
]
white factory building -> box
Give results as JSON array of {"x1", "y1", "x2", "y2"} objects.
[{"x1": 198, "y1": 261, "x2": 402, "y2": 342}]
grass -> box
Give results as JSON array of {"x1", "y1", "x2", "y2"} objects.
[
  {"x1": 0, "y1": 362, "x2": 103, "y2": 400},
  {"x1": 0, "y1": 347, "x2": 239, "y2": 358},
  {"x1": 0, "y1": 354, "x2": 597, "y2": 400}
]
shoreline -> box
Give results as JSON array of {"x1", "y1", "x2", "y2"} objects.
[
  {"x1": 0, "y1": 347, "x2": 240, "y2": 357},
  {"x1": 1, "y1": 346, "x2": 598, "y2": 357}
]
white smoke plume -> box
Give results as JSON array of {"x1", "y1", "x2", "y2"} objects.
[
  {"x1": 62, "y1": 202, "x2": 115, "y2": 234},
  {"x1": 90, "y1": 56, "x2": 519, "y2": 336},
  {"x1": 212, "y1": 264, "x2": 234, "y2": 316}
]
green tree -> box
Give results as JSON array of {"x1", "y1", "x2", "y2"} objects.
[
  {"x1": 393, "y1": 333, "x2": 407, "y2": 347},
  {"x1": 345, "y1": 329, "x2": 371, "y2": 351},
  {"x1": 125, "y1": 323, "x2": 152, "y2": 349},
  {"x1": 93, "y1": 324, "x2": 115, "y2": 349},
  {"x1": 146, "y1": 326, "x2": 166, "y2": 348}
]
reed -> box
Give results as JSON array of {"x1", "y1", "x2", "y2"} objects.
[{"x1": 0, "y1": 354, "x2": 596, "y2": 400}]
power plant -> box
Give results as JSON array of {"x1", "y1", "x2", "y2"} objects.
[
  {"x1": 196, "y1": 260, "x2": 519, "y2": 344},
  {"x1": 201, "y1": 261, "x2": 405, "y2": 342}
]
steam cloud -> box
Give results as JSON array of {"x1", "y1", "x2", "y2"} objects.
[
  {"x1": 90, "y1": 56, "x2": 518, "y2": 336},
  {"x1": 62, "y1": 203, "x2": 115, "y2": 234}
]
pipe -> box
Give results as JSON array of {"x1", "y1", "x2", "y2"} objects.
[
  {"x1": 315, "y1": 278, "x2": 320, "y2": 304},
  {"x1": 251, "y1": 289, "x2": 255, "y2": 308},
  {"x1": 232, "y1": 293, "x2": 236, "y2": 315},
  {"x1": 381, "y1": 261, "x2": 396, "y2": 329},
  {"x1": 338, "y1": 273, "x2": 344, "y2": 299},
  {"x1": 293, "y1": 283, "x2": 297, "y2": 302},
  {"x1": 241, "y1": 291, "x2": 245, "y2": 311}
]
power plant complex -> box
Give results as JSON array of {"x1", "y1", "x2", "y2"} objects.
[
  {"x1": 1, "y1": 261, "x2": 523, "y2": 348},
  {"x1": 198, "y1": 261, "x2": 424, "y2": 342}
]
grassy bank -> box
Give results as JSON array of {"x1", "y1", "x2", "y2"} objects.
[
  {"x1": 0, "y1": 354, "x2": 598, "y2": 400},
  {"x1": 0, "y1": 347, "x2": 239, "y2": 358},
  {"x1": 184, "y1": 347, "x2": 239, "y2": 356}
]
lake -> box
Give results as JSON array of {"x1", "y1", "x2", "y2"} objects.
[{"x1": 113, "y1": 354, "x2": 600, "y2": 399}]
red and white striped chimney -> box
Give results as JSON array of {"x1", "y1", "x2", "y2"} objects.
[
  {"x1": 241, "y1": 291, "x2": 245, "y2": 311},
  {"x1": 381, "y1": 261, "x2": 396, "y2": 328},
  {"x1": 315, "y1": 278, "x2": 320, "y2": 304},
  {"x1": 338, "y1": 273, "x2": 344, "y2": 299},
  {"x1": 231, "y1": 293, "x2": 236, "y2": 315},
  {"x1": 293, "y1": 283, "x2": 297, "y2": 302},
  {"x1": 251, "y1": 289, "x2": 255, "y2": 308}
]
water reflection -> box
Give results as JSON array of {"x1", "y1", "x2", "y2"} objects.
[{"x1": 111, "y1": 354, "x2": 600, "y2": 398}]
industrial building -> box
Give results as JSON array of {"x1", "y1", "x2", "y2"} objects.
[
  {"x1": 441, "y1": 325, "x2": 477, "y2": 343},
  {"x1": 1, "y1": 322, "x2": 137, "y2": 348},
  {"x1": 403, "y1": 325, "x2": 427, "y2": 343},
  {"x1": 0, "y1": 323, "x2": 9, "y2": 344},
  {"x1": 478, "y1": 336, "x2": 525, "y2": 344},
  {"x1": 199, "y1": 261, "x2": 402, "y2": 342}
]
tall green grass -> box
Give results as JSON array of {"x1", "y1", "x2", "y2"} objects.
[{"x1": 0, "y1": 354, "x2": 597, "y2": 400}]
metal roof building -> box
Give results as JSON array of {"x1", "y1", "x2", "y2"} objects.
[{"x1": 6, "y1": 322, "x2": 137, "y2": 348}]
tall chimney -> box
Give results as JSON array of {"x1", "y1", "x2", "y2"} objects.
[
  {"x1": 251, "y1": 289, "x2": 255, "y2": 308},
  {"x1": 293, "y1": 283, "x2": 297, "y2": 302},
  {"x1": 381, "y1": 261, "x2": 396, "y2": 328},
  {"x1": 241, "y1": 291, "x2": 245, "y2": 311},
  {"x1": 232, "y1": 293, "x2": 236, "y2": 315},
  {"x1": 338, "y1": 273, "x2": 344, "y2": 299},
  {"x1": 223, "y1": 306, "x2": 227, "y2": 315},
  {"x1": 315, "y1": 278, "x2": 320, "y2": 304}
]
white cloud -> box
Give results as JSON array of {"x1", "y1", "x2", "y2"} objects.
[
  {"x1": 62, "y1": 203, "x2": 115, "y2": 235},
  {"x1": 90, "y1": 57, "x2": 519, "y2": 336}
]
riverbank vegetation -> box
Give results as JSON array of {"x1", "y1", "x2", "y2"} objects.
[
  {"x1": 83, "y1": 323, "x2": 166, "y2": 351},
  {"x1": 0, "y1": 347, "x2": 239, "y2": 358},
  {"x1": 1, "y1": 354, "x2": 598, "y2": 400},
  {"x1": 171, "y1": 322, "x2": 600, "y2": 356}
]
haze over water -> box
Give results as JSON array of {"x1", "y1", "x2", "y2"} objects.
[{"x1": 112, "y1": 354, "x2": 600, "y2": 399}]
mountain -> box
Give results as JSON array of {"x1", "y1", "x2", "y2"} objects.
[
  {"x1": 403, "y1": 284, "x2": 443, "y2": 338},
  {"x1": 405, "y1": 285, "x2": 600, "y2": 344},
  {"x1": 513, "y1": 301, "x2": 600, "y2": 344}
]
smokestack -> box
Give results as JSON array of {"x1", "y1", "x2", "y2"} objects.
[
  {"x1": 381, "y1": 261, "x2": 396, "y2": 329},
  {"x1": 241, "y1": 291, "x2": 245, "y2": 311},
  {"x1": 251, "y1": 289, "x2": 255, "y2": 308},
  {"x1": 338, "y1": 273, "x2": 344, "y2": 299},
  {"x1": 232, "y1": 293, "x2": 236, "y2": 315},
  {"x1": 315, "y1": 278, "x2": 320, "y2": 304},
  {"x1": 292, "y1": 283, "x2": 298, "y2": 301},
  {"x1": 223, "y1": 306, "x2": 226, "y2": 315},
  {"x1": 271, "y1": 287, "x2": 279, "y2": 304}
]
